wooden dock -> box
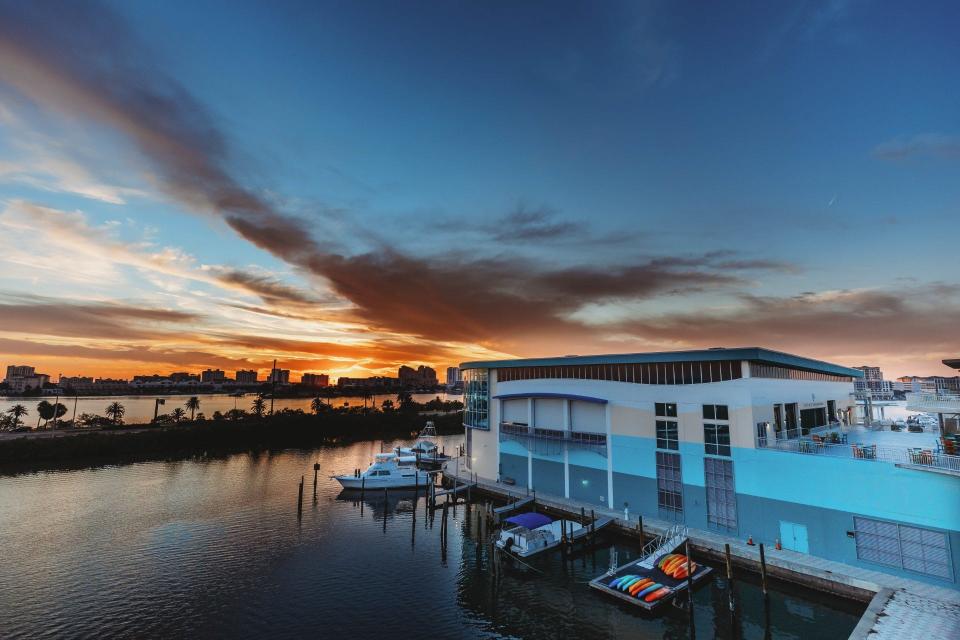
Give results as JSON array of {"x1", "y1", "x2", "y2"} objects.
[{"x1": 443, "y1": 463, "x2": 960, "y2": 637}]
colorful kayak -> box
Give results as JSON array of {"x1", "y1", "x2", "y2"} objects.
[
  {"x1": 636, "y1": 582, "x2": 662, "y2": 599},
  {"x1": 610, "y1": 575, "x2": 635, "y2": 588},
  {"x1": 620, "y1": 577, "x2": 644, "y2": 592},
  {"x1": 644, "y1": 586, "x2": 672, "y2": 602},
  {"x1": 628, "y1": 579, "x2": 653, "y2": 596}
]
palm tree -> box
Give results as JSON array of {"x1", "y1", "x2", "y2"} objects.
[
  {"x1": 251, "y1": 395, "x2": 266, "y2": 418},
  {"x1": 37, "y1": 400, "x2": 52, "y2": 428},
  {"x1": 105, "y1": 401, "x2": 125, "y2": 425},
  {"x1": 185, "y1": 396, "x2": 200, "y2": 421},
  {"x1": 310, "y1": 396, "x2": 325, "y2": 415},
  {"x1": 6, "y1": 404, "x2": 27, "y2": 429},
  {"x1": 397, "y1": 390, "x2": 413, "y2": 410},
  {"x1": 171, "y1": 407, "x2": 187, "y2": 423}
]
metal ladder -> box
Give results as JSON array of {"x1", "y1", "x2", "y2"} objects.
[{"x1": 637, "y1": 523, "x2": 688, "y2": 569}]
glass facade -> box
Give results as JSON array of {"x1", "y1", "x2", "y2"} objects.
[{"x1": 463, "y1": 368, "x2": 489, "y2": 429}]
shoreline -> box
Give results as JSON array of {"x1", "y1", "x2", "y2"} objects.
[{"x1": 0, "y1": 410, "x2": 463, "y2": 476}]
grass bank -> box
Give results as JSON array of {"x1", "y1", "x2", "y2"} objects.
[{"x1": 0, "y1": 410, "x2": 463, "y2": 476}]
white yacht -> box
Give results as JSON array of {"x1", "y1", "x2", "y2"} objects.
[
  {"x1": 395, "y1": 422, "x2": 450, "y2": 469},
  {"x1": 335, "y1": 453, "x2": 432, "y2": 490}
]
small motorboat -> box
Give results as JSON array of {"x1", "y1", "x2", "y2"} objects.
[
  {"x1": 495, "y1": 512, "x2": 590, "y2": 558},
  {"x1": 335, "y1": 453, "x2": 432, "y2": 490}
]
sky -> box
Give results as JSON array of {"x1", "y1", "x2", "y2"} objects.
[{"x1": 0, "y1": 0, "x2": 957, "y2": 382}]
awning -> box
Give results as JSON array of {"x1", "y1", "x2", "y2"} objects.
[{"x1": 504, "y1": 512, "x2": 552, "y2": 529}]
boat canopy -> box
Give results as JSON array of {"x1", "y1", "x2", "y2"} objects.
[
  {"x1": 374, "y1": 453, "x2": 395, "y2": 461},
  {"x1": 504, "y1": 512, "x2": 552, "y2": 530}
]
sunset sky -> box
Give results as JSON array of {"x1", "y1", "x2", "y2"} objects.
[{"x1": 0, "y1": 0, "x2": 957, "y2": 382}]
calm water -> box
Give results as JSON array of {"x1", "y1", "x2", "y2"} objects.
[
  {"x1": 0, "y1": 437, "x2": 863, "y2": 639},
  {"x1": 0, "y1": 392, "x2": 459, "y2": 425}
]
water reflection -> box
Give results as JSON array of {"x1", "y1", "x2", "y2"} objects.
[{"x1": 0, "y1": 437, "x2": 863, "y2": 639}]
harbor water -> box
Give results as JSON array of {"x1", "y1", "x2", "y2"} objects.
[{"x1": 0, "y1": 437, "x2": 863, "y2": 639}]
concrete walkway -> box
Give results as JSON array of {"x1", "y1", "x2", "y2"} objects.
[{"x1": 444, "y1": 463, "x2": 960, "y2": 640}]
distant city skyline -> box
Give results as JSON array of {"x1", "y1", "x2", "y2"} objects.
[{"x1": 0, "y1": 1, "x2": 958, "y2": 380}]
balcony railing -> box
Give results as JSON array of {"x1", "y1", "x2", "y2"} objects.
[
  {"x1": 757, "y1": 436, "x2": 960, "y2": 474},
  {"x1": 499, "y1": 422, "x2": 608, "y2": 457},
  {"x1": 906, "y1": 392, "x2": 960, "y2": 414}
]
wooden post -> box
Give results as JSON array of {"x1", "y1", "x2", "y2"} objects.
[
  {"x1": 725, "y1": 543, "x2": 733, "y2": 580},
  {"x1": 759, "y1": 543, "x2": 768, "y2": 596},
  {"x1": 297, "y1": 475, "x2": 304, "y2": 520},
  {"x1": 361, "y1": 476, "x2": 365, "y2": 497},
  {"x1": 590, "y1": 509, "x2": 596, "y2": 540},
  {"x1": 638, "y1": 515, "x2": 644, "y2": 548},
  {"x1": 686, "y1": 540, "x2": 695, "y2": 638},
  {"x1": 313, "y1": 462, "x2": 319, "y2": 498}
]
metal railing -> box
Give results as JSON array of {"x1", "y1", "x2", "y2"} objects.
[
  {"x1": 757, "y1": 436, "x2": 960, "y2": 473},
  {"x1": 906, "y1": 392, "x2": 960, "y2": 414},
  {"x1": 638, "y1": 523, "x2": 687, "y2": 569},
  {"x1": 499, "y1": 422, "x2": 608, "y2": 456}
]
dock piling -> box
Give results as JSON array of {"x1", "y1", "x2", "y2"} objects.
[
  {"x1": 759, "y1": 543, "x2": 769, "y2": 597},
  {"x1": 638, "y1": 515, "x2": 644, "y2": 548},
  {"x1": 686, "y1": 540, "x2": 695, "y2": 638},
  {"x1": 297, "y1": 475, "x2": 304, "y2": 520},
  {"x1": 313, "y1": 462, "x2": 319, "y2": 498}
]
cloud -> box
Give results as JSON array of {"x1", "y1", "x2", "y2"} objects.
[
  {"x1": 609, "y1": 284, "x2": 960, "y2": 366},
  {"x1": 0, "y1": 294, "x2": 198, "y2": 340},
  {"x1": 873, "y1": 133, "x2": 960, "y2": 161}
]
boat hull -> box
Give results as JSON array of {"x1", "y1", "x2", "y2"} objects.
[{"x1": 335, "y1": 475, "x2": 431, "y2": 490}]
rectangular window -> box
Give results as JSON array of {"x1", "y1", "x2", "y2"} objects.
[
  {"x1": 703, "y1": 404, "x2": 729, "y2": 420},
  {"x1": 655, "y1": 402, "x2": 678, "y2": 418},
  {"x1": 705, "y1": 457, "x2": 737, "y2": 529},
  {"x1": 656, "y1": 451, "x2": 683, "y2": 512},
  {"x1": 656, "y1": 420, "x2": 678, "y2": 450},
  {"x1": 704, "y1": 423, "x2": 731, "y2": 456},
  {"x1": 854, "y1": 517, "x2": 952, "y2": 579}
]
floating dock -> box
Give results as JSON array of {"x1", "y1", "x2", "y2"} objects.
[{"x1": 590, "y1": 549, "x2": 713, "y2": 611}]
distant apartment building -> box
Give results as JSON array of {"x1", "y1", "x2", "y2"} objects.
[
  {"x1": 336, "y1": 375, "x2": 398, "y2": 389},
  {"x1": 301, "y1": 373, "x2": 330, "y2": 387},
  {"x1": 235, "y1": 370, "x2": 258, "y2": 383},
  {"x1": 93, "y1": 378, "x2": 132, "y2": 394},
  {"x1": 201, "y1": 369, "x2": 226, "y2": 383},
  {"x1": 268, "y1": 368, "x2": 291, "y2": 385},
  {"x1": 446, "y1": 366, "x2": 462, "y2": 387},
  {"x1": 3, "y1": 365, "x2": 50, "y2": 393},
  {"x1": 60, "y1": 376, "x2": 94, "y2": 390},
  {"x1": 853, "y1": 365, "x2": 895, "y2": 399},
  {"x1": 169, "y1": 372, "x2": 200, "y2": 383},
  {"x1": 399, "y1": 365, "x2": 438, "y2": 388},
  {"x1": 5, "y1": 365, "x2": 35, "y2": 380},
  {"x1": 897, "y1": 375, "x2": 960, "y2": 394}
]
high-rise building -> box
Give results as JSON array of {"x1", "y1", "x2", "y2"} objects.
[
  {"x1": 235, "y1": 370, "x2": 258, "y2": 383},
  {"x1": 201, "y1": 369, "x2": 226, "y2": 383},
  {"x1": 301, "y1": 373, "x2": 330, "y2": 387},
  {"x1": 446, "y1": 367, "x2": 461, "y2": 386},
  {"x1": 268, "y1": 368, "x2": 290, "y2": 385},
  {"x1": 399, "y1": 365, "x2": 438, "y2": 388},
  {"x1": 5, "y1": 365, "x2": 35, "y2": 380}
]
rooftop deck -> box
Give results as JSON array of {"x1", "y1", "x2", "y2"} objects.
[{"x1": 757, "y1": 425, "x2": 960, "y2": 476}]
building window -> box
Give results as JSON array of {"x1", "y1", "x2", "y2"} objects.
[
  {"x1": 656, "y1": 420, "x2": 678, "y2": 450},
  {"x1": 853, "y1": 517, "x2": 952, "y2": 579},
  {"x1": 465, "y1": 427, "x2": 473, "y2": 459},
  {"x1": 655, "y1": 402, "x2": 677, "y2": 418},
  {"x1": 656, "y1": 451, "x2": 683, "y2": 512},
  {"x1": 703, "y1": 404, "x2": 729, "y2": 420},
  {"x1": 705, "y1": 457, "x2": 737, "y2": 530},
  {"x1": 704, "y1": 423, "x2": 731, "y2": 456},
  {"x1": 463, "y1": 369, "x2": 489, "y2": 430}
]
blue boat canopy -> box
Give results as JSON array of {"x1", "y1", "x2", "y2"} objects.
[{"x1": 504, "y1": 512, "x2": 552, "y2": 529}]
